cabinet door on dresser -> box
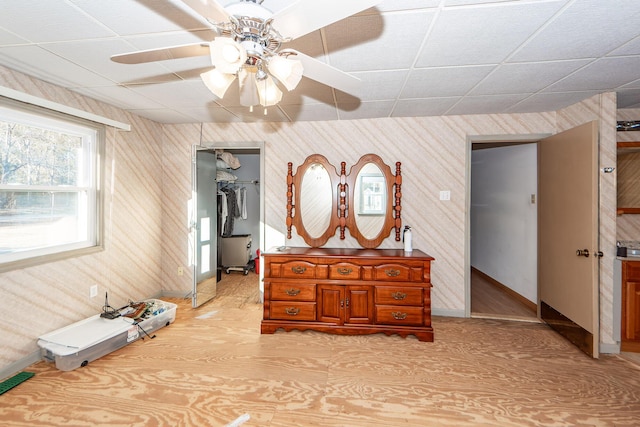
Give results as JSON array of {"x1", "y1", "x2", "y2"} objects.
[{"x1": 317, "y1": 284, "x2": 374, "y2": 325}]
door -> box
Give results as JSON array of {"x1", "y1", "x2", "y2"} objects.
[
  {"x1": 538, "y1": 121, "x2": 600, "y2": 357},
  {"x1": 193, "y1": 150, "x2": 218, "y2": 308}
]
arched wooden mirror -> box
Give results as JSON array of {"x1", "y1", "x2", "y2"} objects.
[
  {"x1": 287, "y1": 154, "x2": 341, "y2": 247},
  {"x1": 287, "y1": 153, "x2": 401, "y2": 248}
]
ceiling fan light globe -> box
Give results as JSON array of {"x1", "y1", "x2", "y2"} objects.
[
  {"x1": 210, "y1": 37, "x2": 247, "y2": 74},
  {"x1": 268, "y1": 56, "x2": 303, "y2": 91},
  {"x1": 257, "y1": 75, "x2": 283, "y2": 107},
  {"x1": 200, "y1": 69, "x2": 236, "y2": 98},
  {"x1": 239, "y1": 68, "x2": 260, "y2": 107}
]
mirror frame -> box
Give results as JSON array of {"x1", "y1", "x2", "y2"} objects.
[
  {"x1": 345, "y1": 154, "x2": 402, "y2": 248},
  {"x1": 287, "y1": 154, "x2": 342, "y2": 247},
  {"x1": 287, "y1": 153, "x2": 402, "y2": 248}
]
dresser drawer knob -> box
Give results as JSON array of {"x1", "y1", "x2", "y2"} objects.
[
  {"x1": 391, "y1": 291, "x2": 407, "y2": 300},
  {"x1": 285, "y1": 288, "x2": 301, "y2": 296},
  {"x1": 291, "y1": 266, "x2": 307, "y2": 274},
  {"x1": 337, "y1": 267, "x2": 353, "y2": 275},
  {"x1": 285, "y1": 307, "x2": 300, "y2": 316},
  {"x1": 385, "y1": 269, "x2": 401, "y2": 277},
  {"x1": 392, "y1": 311, "x2": 408, "y2": 320}
]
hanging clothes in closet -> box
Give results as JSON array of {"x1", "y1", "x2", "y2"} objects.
[{"x1": 219, "y1": 186, "x2": 238, "y2": 237}]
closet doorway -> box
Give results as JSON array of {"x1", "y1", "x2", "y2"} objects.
[{"x1": 192, "y1": 142, "x2": 264, "y2": 308}]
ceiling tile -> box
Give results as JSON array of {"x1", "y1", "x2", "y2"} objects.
[
  {"x1": 0, "y1": 0, "x2": 115, "y2": 42},
  {"x1": 0, "y1": 27, "x2": 28, "y2": 45},
  {"x1": 470, "y1": 59, "x2": 592, "y2": 95},
  {"x1": 43, "y1": 39, "x2": 178, "y2": 83},
  {"x1": 0, "y1": 45, "x2": 115, "y2": 87},
  {"x1": 336, "y1": 70, "x2": 409, "y2": 102},
  {"x1": 129, "y1": 80, "x2": 218, "y2": 108},
  {"x1": 337, "y1": 101, "x2": 395, "y2": 120},
  {"x1": 377, "y1": 0, "x2": 440, "y2": 12},
  {"x1": 280, "y1": 103, "x2": 339, "y2": 122},
  {"x1": 609, "y1": 35, "x2": 640, "y2": 56},
  {"x1": 416, "y1": 1, "x2": 565, "y2": 67},
  {"x1": 447, "y1": 94, "x2": 530, "y2": 115},
  {"x1": 126, "y1": 107, "x2": 202, "y2": 124},
  {"x1": 510, "y1": 0, "x2": 640, "y2": 62},
  {"x1": 402, "y1": 65, "x2": 495, "y2": 98},
  {"x1": 71, "y1": 85, "x2": 167, "y2": 110},
  {"x1": 392, "y1": 98, "x2": 461, "y2": 117},
  {"x1": 325, "y1": 11, "x2": 434, "y2": 71},
  {"x1": 506, "y1": 91, "x2": 600, "y2": 113},
  {"x1": 544, "y1": 56, "x2": 640, "y2": 92},
  {"x1": 71, "y1": 0, "x2": 207, "y2": 36}
]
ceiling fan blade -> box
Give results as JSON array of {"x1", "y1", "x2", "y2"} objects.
[
  {"x1": 271, "y1": 0, "x2": 382, "y2": 40},
  {"x1": 281, "y1": 49, "x2": 361, "y2": 95},
  {"x1": 178, "y1": 0, "x2": 230, "y2": 24},
  {"x1": 111, "y1": 43, "x2": 209, "y2": 64}
]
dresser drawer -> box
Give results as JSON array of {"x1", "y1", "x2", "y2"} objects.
[
  {"x1": 270, "y1": 301, "x2": 316, "y2": 321},
  {"x1": 329, "y1": 262, "x2": 361, "y2": 280},
  {"x1": 375, "y1": 306, "x2": 424, "y2": 326},
  {"x1": 372, "y1": 263, "x2": 422, "y2": 282},
  {"x1": 375, "y1": 287, "x2": 423, "y2": 306},
  {"x1": 270, "y1": 283, "x2": 316, "y2": 301},
  {"x1": 272, "y1": 260, "x2": 316, "y2": 279}
]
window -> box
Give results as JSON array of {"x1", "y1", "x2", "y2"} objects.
[{"x1": 0, "y1": 99, "x2": 103, "y2": 269}]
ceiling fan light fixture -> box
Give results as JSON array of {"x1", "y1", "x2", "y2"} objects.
[
  {"x1": 209, "y1": 37, "x2": 247, "y2": 73},
  {"x1": 268, "y1": 56, "x2": 303, "y2": 91},
  {"x1": 200, "y1": 69, "x2": 235, "y2": 98},
  {"x1": 239, "y1": 68, "x2": 260, "y2": 107},
  {"x1": 257, "y1": 74, "x2": 283, "y2": 107}
]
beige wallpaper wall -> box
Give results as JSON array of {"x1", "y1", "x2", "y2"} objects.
[
  {"x1": 0, "y1": 62, "x2": 626, "y2": 374},
  {"x1": 161, "y1": 95, "x2": 618, "y2": 349},
  {"x1": 0, "y1": 66, "x2": 165, "y2": 374}
]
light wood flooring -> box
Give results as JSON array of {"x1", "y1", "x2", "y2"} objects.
[
  {"x1": 470, "y1": 268, "x2": 538, "y2": 321},
  {"x1": 2, "y1": 273, "x2": 640, "y2": 426}
]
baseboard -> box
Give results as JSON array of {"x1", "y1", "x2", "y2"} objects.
[
  {"x1": 0, "y1": 350, "x2": 41, "y2": 382},
  {"x1": 600, "y1": 342, "x2": 620, "y2": 354},
  {"x1": 432, "y1": 308, "x2": 465, "y2": 318}
]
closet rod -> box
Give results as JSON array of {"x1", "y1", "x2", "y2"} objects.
[{"x1": 216, "y1": 179, "x2": 259, "y2": 184}]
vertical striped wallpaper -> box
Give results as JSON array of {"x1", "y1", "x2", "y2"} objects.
[{"x1": 0, "y1": 63, "x2": 630, "y2": 373}]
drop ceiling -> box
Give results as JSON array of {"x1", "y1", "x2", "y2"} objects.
[{"x1": 0, "y1": 0, "x2": 639, "y2": 124}]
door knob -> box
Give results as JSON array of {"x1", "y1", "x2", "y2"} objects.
[{"x1": 576, "y1": 249, "x2": 590, "y2": 257}]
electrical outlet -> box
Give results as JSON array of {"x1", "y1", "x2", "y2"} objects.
[
  {"x1": 177, "y1": 267, "x2": 184, "y2": 276},
  {"x1": 439, "y1": 190, "x2": 451, "y2": 201},
  {"x1": 90, "y1": 285, "x2": 98, "y2": 298}
]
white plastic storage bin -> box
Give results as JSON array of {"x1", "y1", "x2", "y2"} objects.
[{"x1": 38, "y1": 299, "x2": 177, "y2": 371}]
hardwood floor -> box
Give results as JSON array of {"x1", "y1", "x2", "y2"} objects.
[
  {"x1": 471, "y1": 267, "x2": 538, "y2": 321},
  {"x1": 2, "y1": 273, "x2": 640, "y2": 426}
]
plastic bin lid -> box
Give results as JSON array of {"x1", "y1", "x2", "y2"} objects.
[{"x1": 38, "y1": 314, "x2": 133, "y2": 351}]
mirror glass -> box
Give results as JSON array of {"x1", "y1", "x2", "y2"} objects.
[
  {"x1": 353, "y1": 162, "x2": 387, "y2": 239},
  {"x1": 300, "y1": 162, "x2": 333, "y2": 239}
]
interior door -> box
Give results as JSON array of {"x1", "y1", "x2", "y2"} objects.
[
  {"x1": 193, "y1": 150, "x2": 218, "y2": 308},
  {"x1": 538, "y1": 121, "x2": 599, "y2": 357}
]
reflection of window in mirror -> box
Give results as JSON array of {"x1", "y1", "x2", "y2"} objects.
[{"x1": 358, "y1": 173, "x2": 385, "y2": 215}]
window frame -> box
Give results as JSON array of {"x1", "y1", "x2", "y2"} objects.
[{"x1": 0, "y1": 97, "x2": 105, "y2": 272}]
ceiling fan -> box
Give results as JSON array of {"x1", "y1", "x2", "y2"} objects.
[{"x1": 111, "y1": 0, "x2": 382, "y2": 111}]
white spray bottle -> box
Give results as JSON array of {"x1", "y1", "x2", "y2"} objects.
[{"x1": 403, "y1": 225, "x2": 413, "y2": 252}]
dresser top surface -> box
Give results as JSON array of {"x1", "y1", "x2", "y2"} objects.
[{"x1": 264, "y1": 247, "x2": 434, "y2": 261}]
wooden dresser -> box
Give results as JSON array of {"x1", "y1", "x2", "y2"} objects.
[{"x1": 261, "y1": 247, "x2": 434, "y2": 341}]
